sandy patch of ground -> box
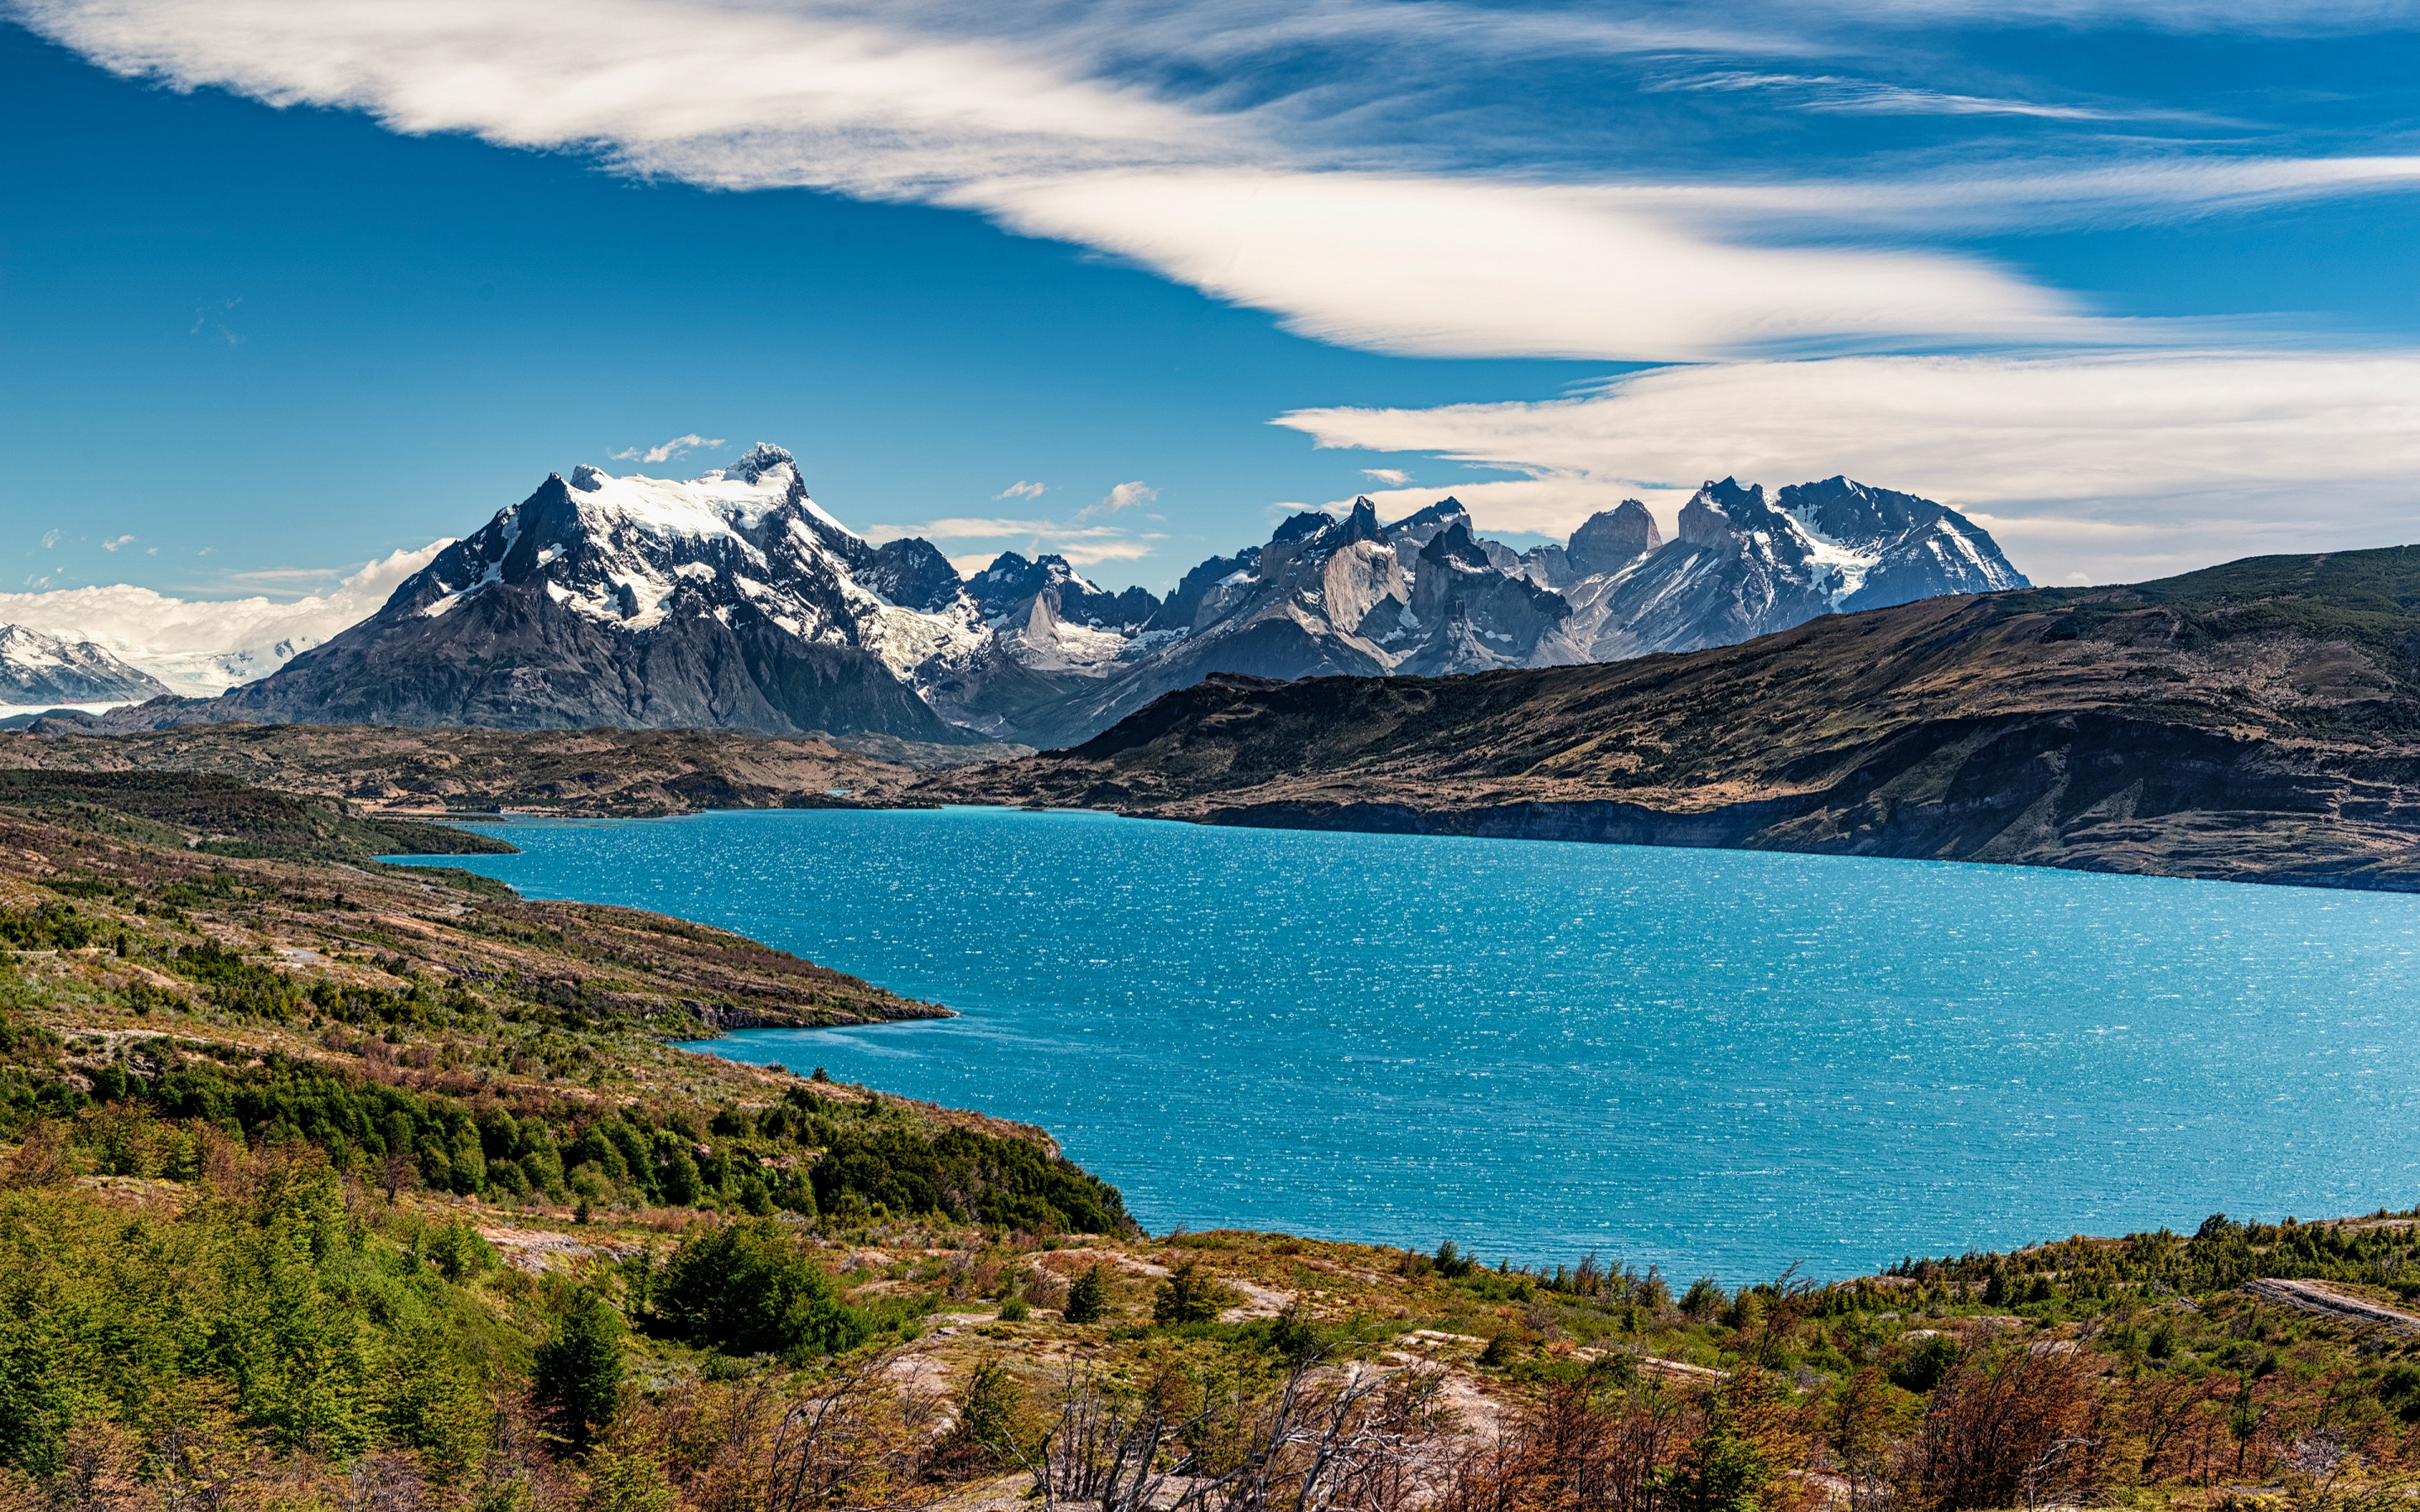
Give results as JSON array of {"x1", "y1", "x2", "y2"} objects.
[{"x1": 476, "y1": 1224, "x2": 645, "y2": 1273}]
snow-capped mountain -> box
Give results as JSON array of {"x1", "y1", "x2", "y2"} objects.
[
  {"x1": 82, "y1": 448, "x2": 2023, "y2": 752},
  {"x1": 967, "y1": 553, "x2": 1160, "y2": 675},
  {"x1": 1564, "y1": 476, "x2": 2028, "y2": 660},
  {"x1": 187, "y1": 445, "x2": 995, "y2": 743},
  {"x1": 974, "y1": 477, "x2": 2019, "y2": 747},
  {"x1": 0, "y1": 625, "x2": 171, "y2": 706}
]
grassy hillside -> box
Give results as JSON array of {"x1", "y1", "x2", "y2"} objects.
[{"x1": 930, "y1": 545, "x2": 2420, "y2": 890}]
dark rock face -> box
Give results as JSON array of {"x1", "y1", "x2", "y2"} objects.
[
  {"x1": 1144, "y1": 550, "x2": 1260, "y2": 635},
  {"x1": 210, "y1": 579, "x2": 964, "y2": 741},
  {"x1": 968, "y1": 552, "x2": 1158, "y2": 628},
  {"x1": 1396, "y1": 524, "x2": 1578, "y2": 675},
  {"x1": 1380, "y1": 497, "x2": 1470, "y2": 549},
  {"x1": 0, "y1": 626, "x2": 171, "y2": 705},
  {"x1": 860, "y1": 538, "x2": 965, "y2": 614}
]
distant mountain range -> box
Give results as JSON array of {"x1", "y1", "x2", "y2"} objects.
[
  {"x1": 0, "y1": 625, "x2": 170, "y2": 707},
  {"x1": 65, "y1": 444, "x2": 2024, "y2": 748},
  {"x1": 930, "y1": 545, "x2": 2420, "y2": 890}
]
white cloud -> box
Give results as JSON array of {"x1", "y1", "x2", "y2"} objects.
[
  {"x1": 1276, "y1": 351, "x2": 2420, "y2": 585},
  {"x1": 1360, "y1": 468, "x2": 1411, "y2": 486},
  {"x1": 994, "y1": 480, "x2": 1046, "y2": 500},
  {"x1": 1073, "y1": 480, "x2": 1156, "y2": 520},
  {"x1": 8, "y1": 0, "x2": 2228, "y2": 363},
  {"x1": 101, "y1": 534, "x2": 134, "y2": 552},
  {"x1": 865, "y1": 514, "x2": 1158, "y2": 568},
  {"x1": 608, "y1": 433, "x2": 727, "y2": 465},
  {"x1": 0, "y1": 542, "x2": 449, "y2": 696},
  {"x1": 964, "y1": 169, "x2": 2092, "y2": 360},
  {"x1": 39, "y1": 530, "x2": 60, "y2": 549}
]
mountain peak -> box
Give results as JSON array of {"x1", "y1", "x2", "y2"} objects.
[
  {"x1": 1270, "y1": 511, "x2": 1332, "y2": 545},
  {"x1": 721, "y1": 443, "x2": 797, "y2": 484},
  {"x1": 1568, "y1": 498, "x2": 1661, "y2": 576}
]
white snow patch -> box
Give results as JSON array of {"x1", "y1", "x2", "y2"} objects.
[{"x1": 1779, "y1": 510, "x2": 1885, "y2": 608}]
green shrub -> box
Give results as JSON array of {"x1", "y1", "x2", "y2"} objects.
[
  {"x1": 1151, "y1": 1259, "x2": 1227, "y2": 1326},
  {"x1": 656, "y1": 1219, "x2": 865, "y2": 1357},
  {"x1": 1062, "y1": 1263, "x2": 1108, "y2": 1324},
  {"x1": 1891, "y1": 1333, "x2": 1960, "y2": 1393}
]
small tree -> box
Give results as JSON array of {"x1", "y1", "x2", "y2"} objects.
[
  {"x1": 658, "y1": 1218, "x2": 865, "y2": 1357},
  {"x1": 1151, "y1": 1259, "x2": 1223, "y2": 1326},
  {"x1": 1650, "y1": 1388, "x2": 1772, "y2": 1512},
  {"x1": 534, "y1": 1285, "x2": 625, "y2": 1451},
  {"x1": 1063, "y1": 1264, "x2": 1110, "y2": 1325}
]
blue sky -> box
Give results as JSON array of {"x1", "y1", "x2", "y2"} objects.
[{"x1": 4, "y1": 0, "x2": 2420, "y2": 612}]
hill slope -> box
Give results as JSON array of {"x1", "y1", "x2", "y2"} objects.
[
  {"x1": 929, "y1": 546, "x2": 2420, "y2": 890},
  {"x1": 0, "y1": 722, "x2": 958, "y2": 816}
]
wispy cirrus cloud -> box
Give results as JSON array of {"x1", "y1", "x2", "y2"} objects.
[
  {"x1": 1649, "y1": 70, "x2": 2226, "y2": 123},
  {"x1": 19, "y1": 0, "x2": 2420, "y2": 585},
  {"x1": 994, "y1": 480, "x2": 1047, "y2": 500}
]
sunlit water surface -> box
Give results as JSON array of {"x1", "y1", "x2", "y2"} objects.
[{"x1": 397, "y1": 806, "x2": 2420, "y2": 1281}]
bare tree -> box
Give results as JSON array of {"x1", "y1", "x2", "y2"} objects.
[
  {"x1": 1021, "y1": 1350, "x2": 1451, "y2": 1512},
  {"x1": 2020, "y1": 1436, "x2": 2094, "y2": 1512},
  {"x1": 381, "y1": 1147, "x2": 418, "y2": 1203},
  {"x1": 2285, "y1": 1428, "x2": 2355, "y2": 1500},
  {"x1": 760, "y1": 1349, "x2": 949, "y2": 1512}
]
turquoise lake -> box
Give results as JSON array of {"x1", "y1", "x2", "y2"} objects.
[{"x1": 397, "y1": 806, "x2": 2420, "y2": 1283}]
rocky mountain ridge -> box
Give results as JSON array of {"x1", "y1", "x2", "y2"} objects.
[{"x1": 71, "y1": 447, "x2": 2023, "y2": 748}]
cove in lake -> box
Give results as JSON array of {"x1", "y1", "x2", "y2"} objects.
[{"x1": 397, "y1": 806, "x2": 2420, "y2": 1282}]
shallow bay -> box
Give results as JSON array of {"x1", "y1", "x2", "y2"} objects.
[{"x1": 400, "y1": 806, "x2": 2420, "y2": 1280}]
